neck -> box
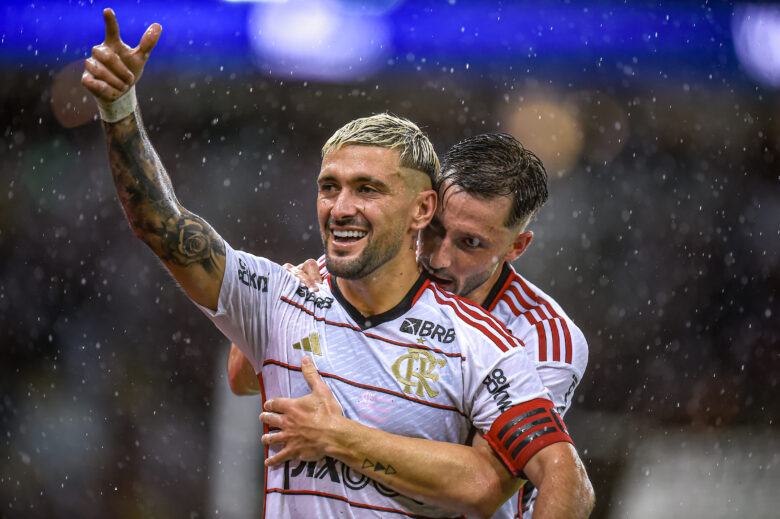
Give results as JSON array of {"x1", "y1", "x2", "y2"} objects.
[
  {"x1": 336, "y1": 249, "x2": 421, "y2": 317},
  {"x1": 464, "y1": 261, "x2": 508, "y2": 307}
]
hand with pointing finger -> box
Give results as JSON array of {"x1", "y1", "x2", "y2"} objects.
[
  {"x1": 81, "y1": 8, "x2": 162, "y2": 103},
  {"x1": 260, "y1": 356, "x2": 346, "y2": 466}
]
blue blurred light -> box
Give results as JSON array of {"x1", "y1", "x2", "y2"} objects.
[
  {"x1": 732, "y1": 4, "x2": 780, "y2": 89},
  {"x1": 246, "y1": 0, "x2": 390, "y2": 81},
  {"x1": 0, "y1": 0, "x2": 737, "y2": 81}
]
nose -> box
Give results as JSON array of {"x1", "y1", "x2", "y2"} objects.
[
  {"x1": 427, "y1": 236, "x2": 452, "y2": 270},
  {"x1": 331, "y1": 188, "x2": 359, "y2": 221}
]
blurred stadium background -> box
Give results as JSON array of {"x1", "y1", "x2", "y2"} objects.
[{"x1": 1, "y1": 0, "x2": 778, "y2": 517}]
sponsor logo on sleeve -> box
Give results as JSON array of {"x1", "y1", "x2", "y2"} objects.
[
  {"x1": 237, "y1": 258, "x2": 268, "y2": 292},
  {"x1": 399, "y1": 318, "x2": 456, "y2": 344},
  {"x1": 482, "y1": 368, "x2": 515, "y2": 413},
  {"x1": 295, "y1": 285, "x2": 333, "y2": 309},
  {"x1": 392, "y1": 348, "x2": 447, "y2": 398}
]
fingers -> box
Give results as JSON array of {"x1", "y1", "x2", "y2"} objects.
[
  {"x1": 85, "y1": 57, "x2": 131, "y2": 93},
  {"x1": 91, "y1": 45, "x2": 135, "y2": 83},
  {"x1": 298, "y1": 258, "x2": 323, "y2": 291},
  {"x1": 264, "y1": 397, "x2": 292, "y2": 414},
  {"x1": 103, "y1": 8, "x2": 122, "y2": 45},
  {"x1": 300, "y1": 356, "x2": 327, "y2": 392},
  {"x1": 265, "y1": 447, "x2": 294, "y2": 467},
  {"x1": 81, "y1": 70, "x2": 126, "y2": 101},
  {"x1": 259, "y1": 411, "x2": 283, "y2": 429},
  {"x1": 134, "y1": 23, "x2": 162, "y2": 59},
  {"x1": 261, "y1": 430, "x2": 286, "y2": 446}
]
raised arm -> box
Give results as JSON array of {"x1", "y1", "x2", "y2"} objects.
[
  {"x1": 81, "y1": 9, "x2": 224, "y2": 310},
  {"x1": 261, "y1": 357, "x2": 594, "y2": 519}
]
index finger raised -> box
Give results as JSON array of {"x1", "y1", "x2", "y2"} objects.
[{"x1": 103, "y1": 8, "x2": 122, "y2": 44}]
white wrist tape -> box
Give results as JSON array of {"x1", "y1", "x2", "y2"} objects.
[{"x1": 97, "y1": 85, "x2": 137, "y2": 123}]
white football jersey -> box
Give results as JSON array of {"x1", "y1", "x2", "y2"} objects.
[
  {"x1": 480, "y1": 262, "x2": 589, "y2": 519},
  {"x1": 196, "y1": 244, "x2": 574, "y2": 518}
]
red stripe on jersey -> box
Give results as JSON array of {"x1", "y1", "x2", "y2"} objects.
[
  {"x1": 431, "y1": 285, "x2": 521, "y2": 348},
  {"x1": 411, "y1": 278, "x2": 431, "y2": 306},
  {"x1": 265, "y1": 488, "x2": 452, "y2": 519},
  {"x1": 484, "y1": 398, "x2": 573, "y2": 476},
  {"x1": 487, "y1": 270, "x2": 516, "y2": 313},
  {"x1": 429, "y1": 287, "x2": 514, "y2": 352},
  {"x1": 264, "y1": 359, "x2": 466, "y2": 416},
  {"x1": 535, "y1": 322, "x2": 547, "y2": 362},
  {"x1": 279, "y1": 296, "x2": 466, "y2": 360},
  {"x1": 508, "y1": 273, "x2": 574, "y2": 365}
]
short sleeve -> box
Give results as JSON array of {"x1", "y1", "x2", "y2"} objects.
[
  {"x1": 191, "y1": 242, "x2": 299, "y2": 372},
  {"x1": 464, "y1": 341, "x2": 573, "y2": 475}
]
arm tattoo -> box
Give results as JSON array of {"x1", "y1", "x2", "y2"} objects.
[
  {"x1": 104, "y1": 112, "x2": 225, "y2": 274},
  {"x1": 362, "y1": 458, "x2": 398, "y2": 476}
]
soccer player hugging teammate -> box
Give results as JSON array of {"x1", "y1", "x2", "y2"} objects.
[
  {"x1": 83, "y1": 8, "x2": 593, "y2": 519},
  {"x1": 234, "y1": 134, "x2": 594, "y2": 518}
]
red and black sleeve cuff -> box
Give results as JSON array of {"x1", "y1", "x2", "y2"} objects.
[{"x1": 484, "y1": 398, "x2": 573, "y2": 476}]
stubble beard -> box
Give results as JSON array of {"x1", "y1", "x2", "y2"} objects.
[{"x1": 323, "y1": 226, "x2": 406, "y2": 280}]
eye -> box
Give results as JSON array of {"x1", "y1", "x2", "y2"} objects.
[
  {"x1": 463, "y1": 237, "x2": 481, "y2": 248},
  {"x1": 358, "y1": 184, "x2": 378, "y2": 194},
  {"x1": 319, "y1": 182, "x2": 338, "y2": 194}
]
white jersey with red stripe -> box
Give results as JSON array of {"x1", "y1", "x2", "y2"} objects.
[
  {"x1": 195, "y1": 244, "x2": 573, "y2": 519},
  {"x1": 481, "y1": 262, "x2": 589, "y2": 519}
]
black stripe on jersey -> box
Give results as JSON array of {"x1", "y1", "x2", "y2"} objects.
[
  {"x1": 279, "y1": 296, "x2": 467, "y2": 360},
  {"x1": 501, "y1": 417, "x2": 553, "y2": 451},
  {"x1": 264, "y1": 359, "x2": 467, "y2": 416},
  {"x1": 265, "y1": 488, "x2": 454, "y2": 519},
  {"x1": 551, "y1": 407, "x2": 568, "y2": 434},
  {"x1": 331, "y1": 273, "x2": 428, "y2": 330},
  {"x1": 510, "y1": 427, "x2": 559, "y2": 458},
  {"x1": 480, "y1": 261, "x2": 513, "y2": 310},
  {"x1": 497, "y1": 408, "x2": 547, "y2": 441}
]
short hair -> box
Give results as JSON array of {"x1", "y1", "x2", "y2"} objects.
[
  {"x1": 438, "y1": 133, "x2": 549, "y2": 229},
  {"x1": 322, "y1": 113, "x2": 439, "y2": 185}
]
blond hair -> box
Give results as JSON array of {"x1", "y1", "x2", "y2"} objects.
[{"x1": 322, "y1": 113, "x2": 440, "y2": 184}]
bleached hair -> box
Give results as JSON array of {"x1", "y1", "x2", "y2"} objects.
[{"x1": 322, "y1": 113, "x2": 440, "y2": 184}]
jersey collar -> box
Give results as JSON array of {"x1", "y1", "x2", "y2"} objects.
[
  {"x1": 330, "y1": 274, "x2": 429, "y2": 330},
  {"x1": 480, "y1": 262, "x2": 514, "y2": 311}
]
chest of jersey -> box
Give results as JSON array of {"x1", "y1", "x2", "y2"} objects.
[{"x1": 260, "y1": 285, "x2": 470, "y2": 444}]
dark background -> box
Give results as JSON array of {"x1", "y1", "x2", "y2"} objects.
[{"x1": 1, "y1": 1, "x2": 778, "y2": 517}]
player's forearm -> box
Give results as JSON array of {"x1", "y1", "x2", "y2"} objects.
[
  {"x1": 103, "y1": 111, "x2": 224, "y2": 275},
  {"x1": 324, "y1": 419, "x2": 516, "y2": 519},
  {"x1": 527, "y1": 444, "x2": 595, "y2": 519}
]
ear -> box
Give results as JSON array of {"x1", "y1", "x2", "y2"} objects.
[
  {"x1": 410, "y1": 189, "x2": 437, "y2": 231},
  {"x1": 502, "y1": 230, "x2": 534, "y2": 263}
]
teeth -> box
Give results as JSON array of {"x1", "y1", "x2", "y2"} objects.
[{"x1": 333, "y1": 230, "x2": 367, "y2": 239}]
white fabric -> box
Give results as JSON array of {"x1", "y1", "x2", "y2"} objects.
[{"x1": 194, "y1": 244, "x2": 554, "y2": 518}]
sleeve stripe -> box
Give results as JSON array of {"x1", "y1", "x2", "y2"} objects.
[
  {"x1": 511, "y1": 427, "x2": 560, "y2": 458},
  {"x1": 551, "y1": 406, "x2": 568, "y2": 434},
  {"x1": 497, "y1": 408, "x2": 547, "y2": 441},
  {"x1": 502, "y1": 417, "x2": 553, "y2": 451}
]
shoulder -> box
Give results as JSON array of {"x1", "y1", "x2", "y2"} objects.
[
  {"x1": 490, "y1": 267, "x2": 588, "y2": 373},
  {"x1": 417, "y1": 279, "x2": 523, "y2": 354}
]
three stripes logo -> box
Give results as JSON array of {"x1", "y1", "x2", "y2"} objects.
[{"x1": 292, "y1": 333, "x2": 322, "y2": 356}]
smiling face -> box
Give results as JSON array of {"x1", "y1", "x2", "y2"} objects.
[
  {"x1": 317, "y1": 144, "x2": 431, "y2": 280},
  {"x1": 418, "y1": 181, "x2": 532, "y2": 303}
]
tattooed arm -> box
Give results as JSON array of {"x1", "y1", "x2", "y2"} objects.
[{"x1": 82, "y1": 9, "x2": 224, "y2": 310}]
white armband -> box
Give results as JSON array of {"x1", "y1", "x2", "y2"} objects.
[{"x1": 97, "y1": 85, "x2": 137, "y2": 123}]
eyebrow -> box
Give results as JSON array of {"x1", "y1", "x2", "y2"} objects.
[{"x1": 317, "y1": 174, "x2": 391, "y2": 191}]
